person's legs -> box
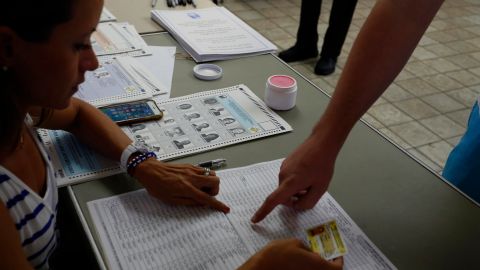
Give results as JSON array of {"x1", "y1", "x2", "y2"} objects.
[
  {"x1": 443, "y1": 102, "x2": 480, "y2": 203},
  {"x1": 315, "y1": 0, "x2": 358, "y2": 75},
  {"x1": 278, "y1": 0, "x2": 322, "y2": 62}
]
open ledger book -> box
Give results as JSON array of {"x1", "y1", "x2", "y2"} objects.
[
  {"x1": 151, "y1": 7, "x2": 277, "y2": 62},
  {"x1": 88, "y1": 159, "x2": 397, "y2": 270}
]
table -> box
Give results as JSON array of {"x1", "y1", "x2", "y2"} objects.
[
  {"x1": 104, "y1": 0, "x2": 216, "y2": 34},
  {"x1": 69, "y1": 33, "x2": 480, "y2": 269}
]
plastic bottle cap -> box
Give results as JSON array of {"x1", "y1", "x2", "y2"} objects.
[{"x1": 193, "y1": 64, "x2": 223, "y2": 81}]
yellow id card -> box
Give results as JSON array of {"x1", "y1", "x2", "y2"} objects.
[{"x1": 306, "y1": 220, "x2": 347, "y2": 260}]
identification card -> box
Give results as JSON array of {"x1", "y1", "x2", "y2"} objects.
[{"x1": 306, "y1": 220, "x2": 347, "y2": 260}]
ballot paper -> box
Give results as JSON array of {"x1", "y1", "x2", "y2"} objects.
[
  {"x1": 92, "y1": 22, "x2": 151, "y2": 57},
  {"x1": 151, "y1": 7, "x2": 277, "y2": 62},
  {"x1": 88, "y1": 159, "x2": 397, "y2": 270},
  {"x1": 74, "y1": 56, "x2": 166, "y2": 107},
  {"x1": 41, "y1": 85, "x2": 292, "y2": 186},
  {"x1": 100, "y1": 7, "x2": 117, "y2": 22}
]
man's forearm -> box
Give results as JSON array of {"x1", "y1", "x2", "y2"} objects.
[{"x1": 312, "y1": 0, "x2": 445, "y2": 151}]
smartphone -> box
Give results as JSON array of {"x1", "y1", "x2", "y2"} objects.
[{"x1": 100, "y1": 100, "x2": 163, "y2": 125}]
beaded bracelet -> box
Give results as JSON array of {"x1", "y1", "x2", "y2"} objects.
[{"x1": 126, "y1": 152, "x2": 157, "y2": 176}]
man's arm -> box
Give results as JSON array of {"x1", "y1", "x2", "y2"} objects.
[{"x1": 252, "y1": 0, "x2": 445, "y2": 222}]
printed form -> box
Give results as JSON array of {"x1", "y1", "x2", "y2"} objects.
[{"x1": 88, "y1": 159, "x2": 396, "y2": 270}]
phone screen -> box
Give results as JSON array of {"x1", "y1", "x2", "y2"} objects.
[{"x1": 100, "y1": 102, "x2": 160, "y2": 123}]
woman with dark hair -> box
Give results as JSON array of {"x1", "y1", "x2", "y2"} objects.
[
  {"x1": 0, "y1": 1, "x2": 228, "y2": 268},
  {"x1": 0, "y1": 1, "x2": 343, "y2": 269}
]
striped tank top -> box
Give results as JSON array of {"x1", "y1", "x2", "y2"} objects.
[{"x1": 0, "y1": 117, "x2": 58, "y2": 269}]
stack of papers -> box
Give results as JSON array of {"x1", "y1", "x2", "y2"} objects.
[
  {"x1": 92, "y1": 22, "x2": 151, "y2": 58},
  {"x1": 151, "y1": 7, "x2": 277, "y2": 62},
  {"x1": 75, "y1": 56, "x2": 167, "y2": 107},
  {"x1": 100, "y1": 7, "x2": 116, "y2": 22}
]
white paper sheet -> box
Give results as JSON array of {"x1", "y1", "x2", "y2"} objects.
[
  {"x1": 88, "y1": 159, "x2": 397, "y2": 270},
  {"x1": 151, "y1": 7, "x2": 277, "y2": 62},
  {"x1": 136, "y1": 46, "x2": 176, "y2": 99}
]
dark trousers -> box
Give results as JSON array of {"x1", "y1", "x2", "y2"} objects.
[{"x1": 296, "y1": 0, "x2": 358, "y2": 58}]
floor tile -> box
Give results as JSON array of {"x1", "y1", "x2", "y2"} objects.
[
  {"x1": 390, "y1": 121, "x2": 440, "y2": 147},
  {"x1": 368, "y1": 103, "x2": 413, "y2": 126},
  {"x1": 235, "y1": 10, "x2": 264, "y2": 21},
  {"x1": 407, "y1": 148, "x2": 442, "y2": 172},
  {"x1": 420, "y1": 115, "x2": 466, "y2": 139},
  {"x1": 381, "y1": 84, "x2": 414, "y2": 102},
  {"x1": 417, "y1": 141, "x2": 454, "y2": 168},
  {"x1": 445, "y1": 54, "x2": 480, "y2": 69},
  {"x1": 396, "y1": 78, "x2": 439, "y2": 96},
  {"x1": 404, "y1": 61, "x2": 439, "y2": 77},
  {"x1": 447, "y1": 88, "x2": 479, "y2": 106},
  {"x1": 446, "y1": 108, "x2": 472, "y2": 127},
  {"x1": 422, "y1": 93, "x2": 466, "y2": 113},
  {"x1": 378, "y1": 128, "x2": 411, "y2": 149},
  {"x1": 257, "y1": 8, "x2": 288, "y2": 19},
  {"x1": 424, "y1": 43, "x2": 459, "y2": 57},
  {"x1": 446, "y1": 70, "x2": 480, "y2": 86},
  {"x1": 395, "y1": 98, "x2": 440, "y2": 119},
  {"x1": 422, "y1": 74, "x2": 464, "y2": 91},
  {"x1": 423, "y1": 58, "x2": 462, "y2": 73}
]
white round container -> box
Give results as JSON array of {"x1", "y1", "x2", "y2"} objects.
[{"x1": 264, "y1": 75, "x2": 297, "y2": 110}]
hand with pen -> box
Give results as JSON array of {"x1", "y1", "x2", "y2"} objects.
[{"x1": 131, "y1": 159, "x2": 230, "y2": 213}]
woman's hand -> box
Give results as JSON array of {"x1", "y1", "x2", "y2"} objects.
[
  {"x1": 132, "y1": 158, "x2": 230, "y2": 213},
  {"x1": 238, "y1": 239, "x2": 343, "y2": 270}
]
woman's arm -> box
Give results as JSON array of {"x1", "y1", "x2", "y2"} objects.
[{"x1": 31, "y1": 98, "x2": 229, "y2": 212}]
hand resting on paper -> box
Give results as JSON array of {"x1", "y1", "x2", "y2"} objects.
[
  {"x1": 238, "y1": 239, "x2": 343, "y2": 270},
  {"x1": 131, "y1": 159, "x2": 230, "y2": 213}
]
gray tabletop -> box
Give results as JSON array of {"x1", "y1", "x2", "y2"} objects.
[
  {"x1": 70, "y1": 33, "x2": 480, "y2": 269},
  {"x1": 104, "y1": 0, "x2": 215, "y2": 34}
]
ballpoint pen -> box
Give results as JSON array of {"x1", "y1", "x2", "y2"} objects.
[
  {"x1": 197, "y1": 158, "x2": 227, "y2": 169},
  {"x1": 151, "y1": 0, "x2": 158, "y2": 8}
]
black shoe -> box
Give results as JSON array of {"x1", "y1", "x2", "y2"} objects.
[
  {"x1": 314, "y1": 57, "x2": 337, "y2": 75},
  {"x1": 278, "y1": 46, "x2": 318, "y2": 62}
]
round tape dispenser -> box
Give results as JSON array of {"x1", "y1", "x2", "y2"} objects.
[{"x1": 193, "y1": 64, "x2": 223, "y2": 81}]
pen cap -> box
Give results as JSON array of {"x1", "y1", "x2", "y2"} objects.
[{"x1": 264, "y1": 75, "x2": 297, "y2": 110}]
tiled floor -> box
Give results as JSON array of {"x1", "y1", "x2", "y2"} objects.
[{"x1": 222, "y1": 0, "x2": 480, "y2": 174}]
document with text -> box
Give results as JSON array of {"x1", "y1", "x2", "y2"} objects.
[
  {"x1": 88, "y1": 159, "x2": 396, "y2": 270},
  {"x1": 151, "y1": 7, "x2": 277, "y2": 62},
  {"x1": 41, "y1": 85, "x2": 292, "y2": 186}
]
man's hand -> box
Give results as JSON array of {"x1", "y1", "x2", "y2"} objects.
[
  {"x1": 252, "y1": 134, "x2": 336, "y2": 223},
  {"x1": 238, "y1": 239, "x2": 343, "y2": 270}
]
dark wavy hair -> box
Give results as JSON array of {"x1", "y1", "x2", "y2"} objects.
[{"x1": 0, "y1": 0, "x2": 77, "y2": 153}]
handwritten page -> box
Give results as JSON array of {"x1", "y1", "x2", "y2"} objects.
[{"x1": 88, "y1": 159, "x2": 396, "y2": 270}]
